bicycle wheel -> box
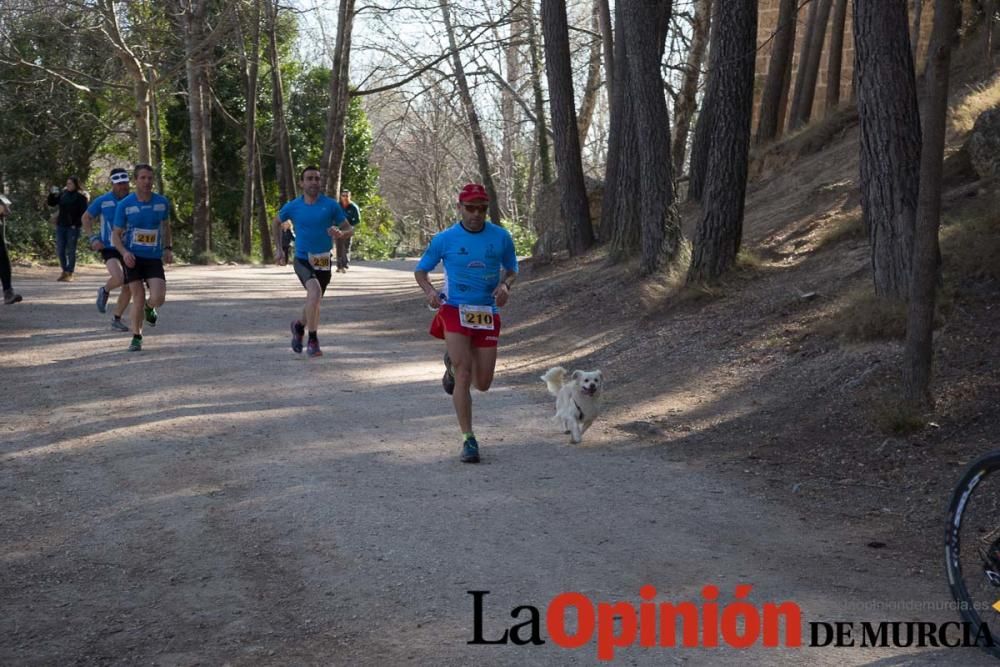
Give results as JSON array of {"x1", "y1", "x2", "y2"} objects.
[{"x1": 945, "y1": 450, "x2": 1000, "y2": 658}]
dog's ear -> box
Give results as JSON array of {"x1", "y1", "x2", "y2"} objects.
[
  {"x1": 571, "y1": 370, "x2": 582, "y2": 381},
  {"x1": 596, "y1": 370, "x2": 603, "y2": 381}
]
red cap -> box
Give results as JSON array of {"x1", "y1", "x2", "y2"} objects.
[{"x1": 458, "y1": 183, "x2": 489, "y2": 203}]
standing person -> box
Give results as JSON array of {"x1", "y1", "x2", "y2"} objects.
[
  {"x1": 336, "y1": 189, "x2": 361, "y2": 272},
  {"x1": 273, "y1": 166, "x2": 352, "y2": 357},
  {"x1": 82, "y1": 168, "x2": 132, "y2": 331},
  {"x1": 414, "y1": 183, "x2": 518, "y2": 463},
  {"x1": 0, "y1": 195, "x2": 23, "y2": 304},
  {"x1": 46, "y1": 176, "x2": 89, "y2": 282},
  {"x1": 111, "y1": 164, "x2": 173, "y2": 352}
]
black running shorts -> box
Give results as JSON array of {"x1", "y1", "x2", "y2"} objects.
[
  {"x1": 124, "y1": 256, "x2": 166, "y2": 284},
  {"x1": 294, "y1": 257, "x2": 331, "y2": 294},
  {"x1": 101, "y1": 247, "x2": 124, "y2": 264}
]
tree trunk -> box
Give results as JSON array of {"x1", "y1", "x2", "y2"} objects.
[
  {"x1": 321, "y1": 0, "x2": 356, "y2": 196},
  {"x1": 673, "y1": 0, "x2": 711, "y2": 174},
  {"x1": 788, "y1": 0, "x2": 833, "y2": 130},
  {"x1": 604, "y1": 1, "x2": 641, "y2": 256},
  {"x1": 527, "y1": 0, "x2": 552, "y2": 187},
  {"x1": 576, "y1": 0, "x2": 604, "y2": 147},
  {"x1": 598, "y1": 0, "x2": 615, "y2": 109},
  {"x1": 911, "y1": 0, "x2": 925, "y2": 59},
  {"x1": 99, "y1": 0, "x2": 153, "y2": 164},
  {"x1": 825, "y1": 0, "x2": 850, "y2": 113},
  {"x1": 687, "y1": 0, "x2": 757, "y2": 283},
  {"x1": 757, "y1": 0, "x2": 798, "y2": 143},
  {"x1": 266, "y1": 0, "x2": 296, "y2": 204},
  {"x1": 687, "y1": 1, "x2": 722, "y2": 202},
  {"x1": 904, "y1": 0, "x2": 958, "y2": 406},
  {"x1": 786, "y1": 0, "x2": 819, "y2": 132},
  {"x1": 501, "y1": 0, "x2": 524, "y2": 210},
  {"x1": 854, "y1": 0, "x2": 921, "y2": 300},
  {"x1": 440, "y1": 0, "x2": 501, "y2": 225},
  {"x1": 541, "y1": 0, "x2": 595, "y2": 255},
  {"x1": 254, "y1": 140, "x2": 272, "y2": 262},
  {"x1": 182, "y1": 0, "x2": 212, "y2": 258},
  {"x1": 621, "y1": 0, "x2": 681, "y2": 274},
  {"x1": 238, "y1": 0, "x2": 261, "y2": 257}
]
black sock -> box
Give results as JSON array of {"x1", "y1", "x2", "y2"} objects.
[
  {"x1": 308, "y1": 331, "x2": 318, "y2": 341},
  {"x1": 132, "y1": 334, "x2": 142, "y2": 340},
  {"x1": 114, "y1": 315, "x2": 122, "y2": 320}
]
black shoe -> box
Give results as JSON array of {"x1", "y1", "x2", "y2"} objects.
[
  {"x1": 442, "y1": 352, "x2": 455, "y2": 395},
  {"x1": 290, "y1": 320, "x2": 304, "y2": 353},
  {"x1": 3, "y1": 289, "x2": 21, "y2": 305}
]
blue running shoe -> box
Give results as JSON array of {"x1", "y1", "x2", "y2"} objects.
[
  {"x1": 111, "y1": 317, "x2": 129, "y2": 332},
  {"x1": 307, "y1": 338, "x2": 323, "y2": 357},
  {"x1": 96, "y1": 286, "x2": 109, "y2": 313},
  {"x1": 460, "y1": 436, "x2": 480, "y2": 463},
  {"x1": 290, "y1": 320, "x2": 304, "y2": 353}
]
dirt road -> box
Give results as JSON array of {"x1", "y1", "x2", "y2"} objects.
[{"x1": 0, "y1": 263, "x2": 992, "y2": 665}]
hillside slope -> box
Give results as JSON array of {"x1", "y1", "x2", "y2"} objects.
[{"x1": 500, "y1": 63, "x2": 1000, "y2": 577}]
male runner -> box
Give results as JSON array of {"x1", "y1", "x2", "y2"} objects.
[
  {"x1": 273, "y1": 166, "x2": 351, "y2": 358},
  {"x1": 82, "y1": 167, "x2": 131, "y2": 331},
  {"x1": 112, "y1": 164, "x2": 173, "y2": 352},
  {"x1": 414, "y1": 183, "x2": 518, "y2": 463}
]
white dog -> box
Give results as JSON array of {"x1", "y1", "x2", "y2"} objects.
[{"x1": 541, "y1": 366, "x2": 603, "y2": 443}]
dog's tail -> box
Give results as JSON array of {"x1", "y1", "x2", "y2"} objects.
[{"x1": 541, "y1": 366, "x2": 567, "y2": 396}]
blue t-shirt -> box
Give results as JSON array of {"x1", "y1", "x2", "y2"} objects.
[
  {"x1": 279, "y1": 195, "x2": 347, "y2": 259},
  {"x1": 416, "y1": 221, "x2": 518, "y2": 310},
  {"x1": 86, "y1": 191, "x2": 128, "y2": 245},
  {"x1": 113, "y1": 192, "x2": 171, "y2": 259}
]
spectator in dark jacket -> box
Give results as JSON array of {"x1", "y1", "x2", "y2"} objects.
[
  {"x1": 0, "y1": 195, "x2": 22, "y2": 304},
  {"x1": 47, "y1": 176, "x2": 88, "y2": 281}
]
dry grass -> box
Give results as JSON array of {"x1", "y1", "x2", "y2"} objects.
[
  {"x1": 814, "y1": 208, "x2": 865, "y2": 251},
  {"x1": 950, "y1": 72, "x2": 1000, "y2": 134},
  {"x1": 869, "y1": 395, "x2": 928, "y2": 435},
  {"x1": 815, "y1": 286, "x2": 908, "y2": 341},
  {"x1": 940, "y1": 196, "x2": 1000, "y2": 286}
]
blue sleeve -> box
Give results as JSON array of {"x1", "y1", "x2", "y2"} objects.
[
  {"x1": 333, "y1": 203, "x2": 347, "y2": 225},
  {"x1": 113, "y1": 198, "x2": 126, "y2": 229},
  {"x1": 416, "y1": 233, "x2": 444, "y2": 273},
  {"x1": 502, "y1": 231, "x2": 518, "y2": 273},
  {"x1": 278, "y1": 200, "x2": 294, "y2": 222},
  {"x1": 86, "y1": 196, "x2": 103, "y2": 217}
]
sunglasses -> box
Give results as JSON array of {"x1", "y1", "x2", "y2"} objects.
[{"x1": 462, "y1": 203, "x2": 488, "y2": 213}]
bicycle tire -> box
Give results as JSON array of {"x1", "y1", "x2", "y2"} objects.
[{"x1": 945, "y1": 450, "x2": 1000, "y2": 659}]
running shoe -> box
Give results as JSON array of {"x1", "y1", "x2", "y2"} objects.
[
  {"x1": 96, "y1": 286, "x2": 109, "y2": 313},
  {"x1": 307, "y1": 339, "x2": 323, "y2": 357},
  {"x1": 3, "y1": 289, "x2": 21, "y2": 305},
  {"x1": 144, "y1": 305, "x2": 157, "y2": 326},
  {"x1": 111, "y1": 317, "x2": 129, "y2": 332},
  {"x1": 460, "y1": 436, "x2": 480, "y2": 463},
  {"x1": 290, "y1": 320, "x2": 304, "y2": 353},
  {"x1": 128, "y1": 335, "x2": 142, "y2": 352},
  {"x1": 442, "y1": 352, "x2": 455, "y2": 395}
]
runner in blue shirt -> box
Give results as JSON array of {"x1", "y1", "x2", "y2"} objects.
[
  {"x1": 415, "y1": 183, "x2": 518, "y2": 463},
  {"x1": 82, "y1": 168, "x2": 132, "y2": 330},
  {"x1": 111, "y1": 164, "x2": 173, "y2": 352},
  {"x1": 273, "y1": 165, "x2": 352, "y2": 358}
]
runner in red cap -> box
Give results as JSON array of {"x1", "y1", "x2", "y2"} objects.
[{"x1": 415, "y1": 183, "x2": 518, "y2": 463}]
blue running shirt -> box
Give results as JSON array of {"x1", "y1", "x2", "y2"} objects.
[
  {"x1": 416, "y1": 221, "x2": 518, "y2": 311},
  {"x1": 113, "y1": 192, "x2": 171, "y2": 259},
  {"x1": 278, "y1": 195, "x2": 347, "y2": 259},
  {"x1": 86, "y1": 191, "x2": 127, "y2": 245}
]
